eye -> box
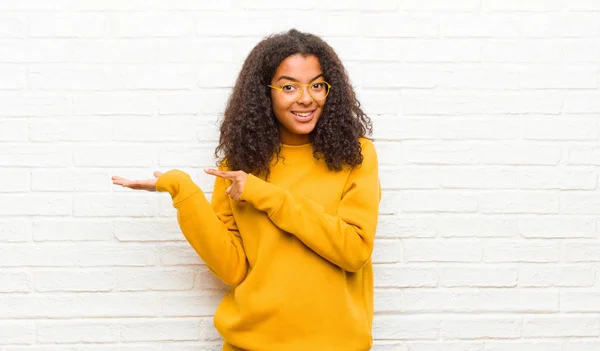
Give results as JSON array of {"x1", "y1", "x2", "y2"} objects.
[
  {"x1": 282, "y1": 84, "x2": 296, "y2": 91},
  {"x1": 312, "y1": 82, "x2": 325, "y2": 89}
]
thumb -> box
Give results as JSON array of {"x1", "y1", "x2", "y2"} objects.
[{"x1": 153, "y1": 171, "x2": 163, "y2": 178}]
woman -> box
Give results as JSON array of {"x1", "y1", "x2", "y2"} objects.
[{"x1": 112, "y1": 29, "x2": 380, "y2": 351}]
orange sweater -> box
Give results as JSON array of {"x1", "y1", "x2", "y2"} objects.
[{"x1": 156, "y1": 138, "x2": 381, "y2": 351}]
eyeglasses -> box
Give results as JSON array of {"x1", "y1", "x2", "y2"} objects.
[{"x1": 268, "y1": 81, "x2": 332, "y2": 102}]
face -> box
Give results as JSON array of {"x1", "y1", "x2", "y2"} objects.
[{"x1": 270, "y1": 54, "x2": 326, "y2": 145}]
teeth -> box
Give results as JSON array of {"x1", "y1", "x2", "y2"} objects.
[{"x1": 293, "y1": 112, "x2": 312, "y2": 117}]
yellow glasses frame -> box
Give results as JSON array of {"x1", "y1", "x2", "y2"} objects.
[{"x1": 268, "y1": 81, "x2": 332, "y2": 102}]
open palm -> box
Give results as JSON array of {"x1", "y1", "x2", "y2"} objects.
[{"x1": 111, "y1": 171, "x2": 163, "y2": 191}]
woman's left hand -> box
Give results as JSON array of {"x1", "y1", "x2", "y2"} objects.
[{"x1": 204, "y1": 169, "x2": 248, "y2": 201}]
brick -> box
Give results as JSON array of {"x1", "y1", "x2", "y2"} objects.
[
  {"x1": 374, "y1": 266, "x2": 438, "y2": 288},
  {"x1": 401, "y1": 191, "x2": 478, "y2": 213},
  {"x1": 73, "y1": 146, "x2": 156, "y2": 167},
  {"x1": 374, "y1": 289, "x2": 403, "y2": 313},
  {"x1": 372, "y1": 239, "x2": 402, "y2": 263},
  {"x1": 521, "y1": 68, "x2": 599, "y2": 89},
  {"x1": 376, "y1": 215, "x2": 437, "y2": 238},
  {"x1": 119, "y1": 318, "x2": 219, "y2": 342},
  {"x1": 0, "y1": 321, "x2": 35, "y2": 344},
  {"x1": 114, "y1": 117, "x2": 197, "y2": 142},
  {"x1": 562, "y1": 292, "x2": 600, "y2": 312},
  {"x1": 0, "y1": 67, "x2": 26, "y2": 90},
  {"x1": 0, "y1": 195, "x2": 71, "y2": 216},
  {"x1": 519, "y1": 265, "x2": 595, "y2": 287},
  {"x1": 114, "y1": 268, "x2": 195, "y2": 291},
  {"x1": 36, "y1": 320, "x2": 120, "y2": 344},
  {"x1": 440, "y1": 167, "x2": 517, "y2": 189},
  {"x1": 28, "y1": 68, "x2": 119, "y2": 91},
  {"x1": 111, "y1": 13, "x2": 194, "y2": 38},
  {"x1": 34, "y1": 270, "x2": 114, "y2": 292},
  {"x1": 439, "y1": 266, "x2": 517, "y2": 287},
  {"x1": 0, "y1": 15, "x2": 25, "y2": 38},
  {"x1": 0, "y1": 219, "x2": 30, "y2": 242},
  {"x1": 4, "y1": 127, "x2": 26, "y2": 156},
  {"x1": 481, "y1": 144, "x2": 561, "y2": 165},
  {"x1": 373, "y1": 315, "x2": 439, "y2": 340},
  {"x1": 317, "y1": 0, "x2": 398, "y2": 11},
  {"x1": 32, "y1": 170, "x2": 110, "y2": 192},
  {"x1": 72, "y1": 40, "x2": 156, "y2": 64},
  {"x1": 360, "y1": 39, "x2": 481, "y2": 62},
  {"x1": 360, "y1": 14, "x2": 437, "y2": 37},
  {"x1": 0, "y1": 294, "x2": 161, "y2": 318},
  {"x1": 0, "y1": 244, "x2": 158, "y2": 267},
  {"x1": 519, "y1": 168, "x2": 597, "y2": 190},
  {"x1": 409, "y1": 343, "x2": 484, "y2": 351},
  {"x1": 73, "y1": 194, "x2": 158, "y2": 217},
  {"x1": 484, "y1": 241, "x2": 559, "y2": 262},
  {"x1": 568, "y1": 146, "x2": 600, "y2": 165},
  {"x1": 436, "y1": 215, "x2": 518, "y2": 238},
  {"x1": 33, "y1": 219, "x2": 113, "y2": 241},
  {"x1": 160, "y1": 291, "x2": 224, "y2": 317},
  {"x1": 114, "y1": 219, "x2": 183, "y2": 242},
  {"x1": 480, "y1": 191, "x2": 559, "y2": 214},
  {"x1": 485, "y1": 341, "x2": 562, "y2": 351},
  {"x1": 440, "y1": 14, "x2": 520, "y2": 38},
  {"x1": 404, "y1": 239, "x2": 482, "y2": 262},
  {"x1": 440, "y1": 119, "x2": 520, "y2": 139},
  {"x1": 379, "y1": 167, "x2": 439, "y2": 190},
  {"x1": 73, "y1": 93, "x2": 157, "y2": 115},
  {"x1": 482, "y1": 0, "x2": 562, "y2": 11},
  {"x1": 156, "y1": 38, "x2": 257, "y2": 63},
  {"x1": 0, "y1": 271, "x2": 32, "y2": 292},
  {"x1": 0, "y1": 169, "x2": 29, "y2": 192},
  {"x1": 0, "y1": 145, "x2": 71, "y2": 167},
  {"x1": 518, "y1": 216, "x2": 597, "y2": 238},
  {"x1": 0, "y1": 40, "x2": 72, "y2": 63},
  {"x1": 158, "y1": 244, "x2": 204, "y2": 266},
  {"x1": 29, "y1": 119, "x2": 112, "y2": 141},
  {"x1": 563, "y1": 242, "x2": 600, "y2": 262},
  {"x1": 403, "y1": 289, "x2": 558, "y2": 312},
  {"x1": 522, "y1": 13, "x2": 600, "y2": 37},
  {"x1": 159, "y1": 146, "x2": 217, "y2": 168},
  {"x1": 403, "y1": 142, "x2": 479, "y2": 165},
  {"x1": 29, "y1": 13, "x2": 109, "y2": 38},
  {"x1": 372, "y1": 117, "x2": 440, "y2": 140},
  {"x1": 158, "y1": 91, "x2": 229, "y2": 115},
  {"x1": 561, "y1": 193, "x2": 600, "y2": 214},
  {"x1": 563, "y1": 92, "x2": 600, "y2": 113},
  {"x1": 440, "y1": 316, "x2": 521, "y2": 339},
  {"x1": 400, "y1": 0, "x2": 480, "y2": 11},
  {"x1": 482, "y1": 40, "x2": 562, "y2": 63},
  {"x1": 0, "y1": 96, "x2": 68, "y2": 117}
]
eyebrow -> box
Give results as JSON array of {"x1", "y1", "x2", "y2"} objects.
[{"x1": 276, "y1": 73, "x2": 324, "y2": 83}]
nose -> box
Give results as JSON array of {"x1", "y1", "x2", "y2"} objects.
[{"x1": 297, "y1": 85, "x2": 314, "y2": 105}]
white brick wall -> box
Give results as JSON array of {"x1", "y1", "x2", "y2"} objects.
[{"x1": 1, "y1": 1, "x2": 599, "y2": 350}]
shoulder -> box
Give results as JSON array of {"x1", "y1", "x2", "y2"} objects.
[{"x1": 358, "y1": 137, "x2": 377, "y2": 160}]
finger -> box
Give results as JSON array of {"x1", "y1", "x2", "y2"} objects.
[
  {"x1": 153, "y1": 171, "x2": 163, "y2": 178},
  {"x1": 204, "y1": 168, "x2": 235, "y2": 180},
  {"x1": 112, "y1": 178, "x2": 130, "y2": 186},
  {"x1": 111, "y1": 176, "x2": 128, "y2": 181},
  {"x1": 225, "y1": 185, "x2": 232, "y2": 194}
]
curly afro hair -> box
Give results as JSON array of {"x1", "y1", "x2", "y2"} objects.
[{"x1": 215, "y1": 29, "x2": 372, "y2": 175}]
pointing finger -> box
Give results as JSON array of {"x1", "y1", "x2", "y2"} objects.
[{"x1": 204, "y1": 169, "x2": 235, "y2": 179}]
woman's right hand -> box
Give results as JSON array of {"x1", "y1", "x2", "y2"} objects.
[{"x1": 111, "y1": 171, "x2": 164, "y2": 192}]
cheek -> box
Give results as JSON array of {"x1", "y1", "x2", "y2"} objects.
[{"x1": 271, "y1": 96, "x2": 290, "y2": 117}]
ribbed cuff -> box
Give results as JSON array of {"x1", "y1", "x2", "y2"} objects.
[{"x1": 156, "y1": 169, "x2": 201, "y2": 205}]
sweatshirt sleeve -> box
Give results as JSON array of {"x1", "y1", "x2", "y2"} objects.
[
  {"x1": 156, "y1": 169, "x2": 247, "y2": 286},
  {"x1": 240, "y1": 139, "x2": 381, "y2": 272}
]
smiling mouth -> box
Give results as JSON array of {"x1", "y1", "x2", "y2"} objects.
[{"x1": 291, "y1": 110, "x2": 315, "y2": 117}]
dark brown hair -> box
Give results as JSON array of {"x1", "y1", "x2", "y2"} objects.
[{"x1": 215, "y1": 29, "x2": 372, "y2": 174}]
